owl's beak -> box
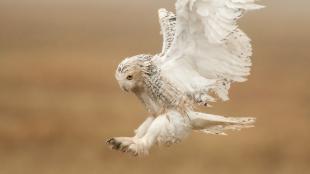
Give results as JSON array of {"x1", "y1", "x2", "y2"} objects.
[
  {"x1": 120, "y1": 84, "x2": 129, "y2": 92},
  {"x1": 122, "y1": 87, "x2": 129, "y2": 92}
]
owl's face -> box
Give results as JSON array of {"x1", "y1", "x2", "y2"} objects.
[{"x1": 115, "y1": 57, "x2": 145, "y2": 92}]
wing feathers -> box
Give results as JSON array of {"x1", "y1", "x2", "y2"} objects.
[
  {"x1": 159, "y1": 0, "x2": 263, "y2": 103},
  {"x1": 158, "y1": 9, "x2": 177, "y2": 57}
]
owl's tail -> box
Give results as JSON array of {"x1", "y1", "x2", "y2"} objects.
[{"x1": 188, "y1": 111, "x2": 255, "y2": 135}]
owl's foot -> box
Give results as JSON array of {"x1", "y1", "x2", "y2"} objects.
[
  {"x1": 106, "y1": 137, "x2": 134, "y2": 153},
  {"x1": 197, "y1": 100, "x2": 209, "y2": 107},
  {"x1": 106, "y1": 137, "x2": 149, "y2": 156}
]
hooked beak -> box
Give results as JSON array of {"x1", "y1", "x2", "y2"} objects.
[
  {"x1": 122, "y1": 87, "x2": 129, "y2": 92},
  {"x1": 120, "y1": 84, "x2": 129, "y2": 92}
]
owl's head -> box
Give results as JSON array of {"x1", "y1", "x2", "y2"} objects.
[{"x1": 115, "y1": 55, "x2": 154, "y2": 92}]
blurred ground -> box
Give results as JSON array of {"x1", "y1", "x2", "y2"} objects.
[{"x1": 0, "y1": 0, "x2": 309, "y2": 174}]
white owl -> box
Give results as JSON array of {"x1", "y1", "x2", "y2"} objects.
[{"x1": 107, "y1": 0, "x2": 264, "y2": 156}]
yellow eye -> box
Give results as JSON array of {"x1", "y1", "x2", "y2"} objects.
[{"x1": 126, "y1": 75, "x2": 133, "y2": 80}]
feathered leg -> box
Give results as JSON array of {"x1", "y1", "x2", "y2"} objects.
[
  {"x1": 125, "y1": 116, "x2": 168, "y2": 156},
  {"x1": 189, "y1": 111, "x2": 255, "y2": 135},
  {"x1": 107, "y1": 111, "x2": 191, "y2": 156},
  {"x1": 106, "y1": 116, "x2": 154, "y2": 154},
  {"x1": 134, "y1": 116, "x2": 155, "y2": 138}
]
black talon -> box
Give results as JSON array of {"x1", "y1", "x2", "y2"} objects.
[
  {"x1": 121, "y1": 147, "x2": 127, "y2": 153},
  {"x1": 114, "y1": 142, "x2": 121, "y2": 150},
  {"x1": 112, "y1": 145, "x2": 118, "y2": 150},
  {"x1": 106, "y1": 138, "x2": 115, "y2": 144}
]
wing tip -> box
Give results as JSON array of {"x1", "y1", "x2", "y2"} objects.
[{"x1": 158, "y1": 8, "x2": 168, "y2": 18}]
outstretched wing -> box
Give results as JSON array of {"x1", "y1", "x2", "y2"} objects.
[
  {"x1": 158, "y1": 9, "x2": 177, "y2": 57},
  {"x1": 160, "y1": 0, "x2": 264, "y2": 104}
]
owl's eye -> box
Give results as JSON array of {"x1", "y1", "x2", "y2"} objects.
[{"x1": 126, "y1": 75, "x2": 133, "y2": 80}]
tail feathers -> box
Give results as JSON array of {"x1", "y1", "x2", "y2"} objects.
[
  {"x1": 189, "y1": 112, "x2": 255, "y2": 135},
  {"x1": 200, "y1": 117, "x2": 255, "y2": 135},
  {"x1": 221, "y1": 117, "x2": 256, "y2": 125}
]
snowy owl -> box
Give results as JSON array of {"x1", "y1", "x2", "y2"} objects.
[{"x1": 107, "y1": 0, "x2": 264, "y2": 156}]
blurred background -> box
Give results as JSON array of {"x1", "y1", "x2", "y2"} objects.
[{"x1": 0, "y1": 0, "x2": 309, "y2": 174}]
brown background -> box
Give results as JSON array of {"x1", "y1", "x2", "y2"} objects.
[{"x1": 0, "y1": 0, "x2": 309, "y2": 174}]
